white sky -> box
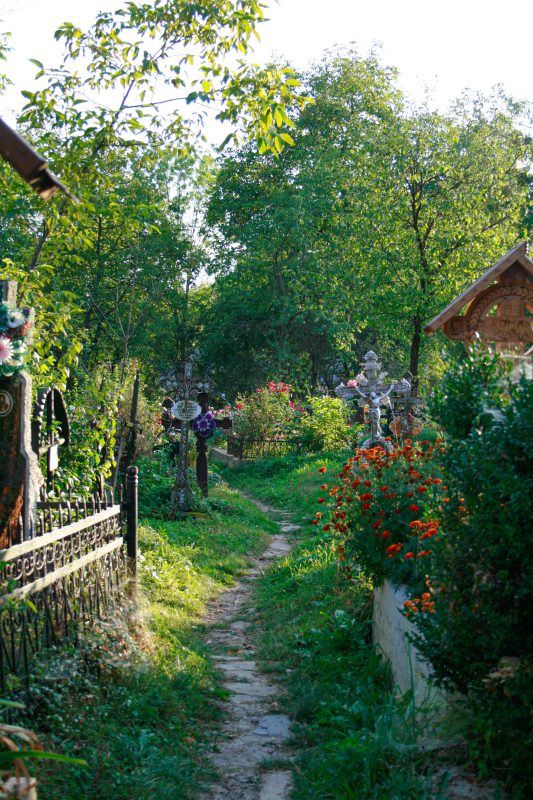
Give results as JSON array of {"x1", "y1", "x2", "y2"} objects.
[{"x1": 1, "y1": 0, "x2": 532, "y2": 122}]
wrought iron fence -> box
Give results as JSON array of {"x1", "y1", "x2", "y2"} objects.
[
  {"x1": 226, "y1": 434, "x2": 302, "y2": 460},
  {"x1": 0, "y1": 468, "x2": 138, "y2": 694}
]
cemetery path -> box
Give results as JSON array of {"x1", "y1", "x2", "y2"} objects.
[{"x1": 200, "y1": 498, "x2": 299, "y2": 800}]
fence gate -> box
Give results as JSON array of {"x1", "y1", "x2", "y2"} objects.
[{"x1": 0, "y1": 280, "x2": 138, "y2": 693}]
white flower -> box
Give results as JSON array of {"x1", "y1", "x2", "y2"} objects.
[
  {"x1": 7, "y1": 310, "x2": 25, "y2": 328},
  {"x1": 0, "y1": 336, "x2": 14, "y2": 364}
]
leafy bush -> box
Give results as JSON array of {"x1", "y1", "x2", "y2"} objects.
[
  {"x1": 232, "y1": 381, "x2": 303, "y2": 440},
  {"x1": 409, "y1": 352, "x2": 533, "y2": 796},
  {"x1": 315, "y1": 440, "x2": 445, "y2": 590},
  {"x1": 298, "y1": 395, "x2": 354, "y2": 451}
]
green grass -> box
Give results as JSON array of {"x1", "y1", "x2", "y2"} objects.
[
  {"x1": 214, "y1": 449, "x2": 349, "y2": 524},
  {"x1": 25, "y1": 484, "x2": 275, "y2": 800},
  {"x1": 254, "y1": 533, "x2": 435, "y2": 799}
]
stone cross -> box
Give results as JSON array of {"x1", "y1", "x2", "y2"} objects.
[
  {"x1": 335, "y1": 351, "x2": 414, "y2": 450},
  {"x1": 0, "y1": 280, "x2": 41, "y2": 544}
]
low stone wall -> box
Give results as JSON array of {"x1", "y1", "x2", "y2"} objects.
[
  {"x1": 209, "y1": 447, "x2": 241, "y2": 469},
  {"x1": 372, "y1": 580, "x2": 442, "y2": 704}
]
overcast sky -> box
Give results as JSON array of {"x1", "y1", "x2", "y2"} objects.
[{"x1": 1, "y1": 0, "x2": 531, "y2": 121}]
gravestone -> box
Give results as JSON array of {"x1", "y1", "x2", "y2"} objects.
[{"x1": 0, "y1": 280, "x2": 42, "y2": 544}]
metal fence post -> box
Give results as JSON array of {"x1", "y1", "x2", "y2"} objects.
[{"x1": 125, "y1": 465, "x2": 138, "y2": 580}]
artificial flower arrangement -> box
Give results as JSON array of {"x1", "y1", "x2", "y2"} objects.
[
  {"x1": 0, "y1": 302, "x2": 31, "y2": 377},
  {"x1": 191, "y1": 410, "x2": 217, "y2": 438}
]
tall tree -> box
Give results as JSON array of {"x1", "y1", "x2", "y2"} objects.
[{"x1": 204, "y1": 50, "x2": 531, "y2": 393}]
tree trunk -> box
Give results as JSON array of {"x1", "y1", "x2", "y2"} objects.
[{"x1": 409, "y1": 318, "x2": 422, "y2": 396}]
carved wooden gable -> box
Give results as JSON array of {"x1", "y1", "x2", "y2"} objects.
[{"x1": 425, "y1": 242, "x2": 533, "y2": 351}]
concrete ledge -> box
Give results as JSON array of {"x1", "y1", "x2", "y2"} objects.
[
  {"x1": 210, "y1": 447, "x2": 241, "y2": 468},
  {"x1": 373, "y1": 579, "x2": 443, "y2": 705}
]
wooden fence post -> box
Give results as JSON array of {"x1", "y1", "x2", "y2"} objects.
[{"x1": 125, "y1": 465, "x2": 138, "y2": 580}]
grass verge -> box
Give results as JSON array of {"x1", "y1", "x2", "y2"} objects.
[
  {"x1": 213, "y1": 449, "x2": 349, "y2": 523},
  {"x1": 24, "y1": 484, "x2": 275, "y2": 800},
  {"x1": 254, "y1": 530, "x2": 436, "y2": 799}
]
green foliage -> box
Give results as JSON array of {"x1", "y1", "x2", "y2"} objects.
[
  {"x1": 20, "y1": 1, "x2": 309, "y2": 158},
  {"x1": 51, "y1": 372, "x2": 119, "y2": 496},
  {"x1": 204, "y1": 48, "x2": 531, "y2": 394},
  {"x1": 317, "y1": 441, "x2": 445, "y2": 589},
  {"x1": 232, "y1": 381, "x2": 301, "y2": 440},
  {"x1": 298, "y1": 395, "x2": 353, "y2": 451},
  {"x1": 0, "y1": 261, "x2": 84, "y2": 391},
  {"x1": 408, "y1": 353, "x2": 533, "y2": 796}
]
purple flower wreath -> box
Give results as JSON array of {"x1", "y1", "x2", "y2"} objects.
[{"x1": 191, "y1": 410, "x2": 216, "y2": 439}]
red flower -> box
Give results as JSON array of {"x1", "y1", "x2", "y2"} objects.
[
  {"x1": 417, "y1": 486, "x2": 426, "y2": 493},
  {"x1": 364, "y1": 480, "x2": 372, "y2": 487},
  {"x1": 321, "y1": 483, "x2": 327, "y2": 490},
  {"x1": 317, "y1": 498, "x2": 325, "y2": 504},
  {"x1": 381, "y1": 530, "x2": 391, "y2": 539},
  {"x1": 409, "y1": 504, "x2": 419, "y2": 512},
  {"x1": 360, "y1": 493, "x2": 373, "y2": 501},
  {"x1": 386, "y1": 543, "x2": 402, "y2": 556},
  {"x1": 318, "y1": 467, "x2": 327, "y2": 474},
  {"x1": 404, "y1": 552, "x2": 415, "y2": 560},
  {"x1": 323, "y1": 524, "x2": 331, "y2": 531}
]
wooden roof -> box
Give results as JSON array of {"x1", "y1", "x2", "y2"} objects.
[{"x1": 425, "y1": 242, "x2": 533, "y2": 333}]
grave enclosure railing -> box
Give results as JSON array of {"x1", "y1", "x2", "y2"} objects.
[
  {"x1": 226, "y1": 434, "x2": 302, "y2": 460},
  {"x1": 0, "y1": 468, "x2": 138, "y2": 695}
]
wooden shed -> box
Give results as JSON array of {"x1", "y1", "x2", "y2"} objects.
[{"x1": 425, "y1": 242, "x2": 533, "y2": 353}]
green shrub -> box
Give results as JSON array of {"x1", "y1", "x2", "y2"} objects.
[
  {"x1": 410, "y1": 351, "x2": 533, "y2": 796},
  {"x1": 298, "y1": 395, "x2": 354, "y2": 451},
  {"x1": 232, "y1": 381, "x2": 302, "y2": 440},
  {"x1": 316, "y1": 440, "x2": 444, "y2": 591}
]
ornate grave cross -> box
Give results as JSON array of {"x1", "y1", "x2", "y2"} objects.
[
  {"x1": 170, "y1": 360, "x2": 200, "y2": 514},
  {"x1": 335, "y1": 351, "x2": 417, "y2": 451},
  {"x1": 0, "y1": 280, "x2": 41, "y2": 544}
]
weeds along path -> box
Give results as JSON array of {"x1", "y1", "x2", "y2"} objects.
[{"x1": 201, "y1": 498, "x2": 300, "y2": 800}]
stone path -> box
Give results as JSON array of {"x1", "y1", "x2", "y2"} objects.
[{"x1": 201, "y1": 501, "x2": 298, "y2": 800}]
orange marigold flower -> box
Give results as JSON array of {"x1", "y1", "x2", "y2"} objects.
[
  {"x1": 386, "y1": 543, "x2": 402, "y2": 555},
  {"x1": 409, "y1": 520, "x2": 422, "y2": 528},
  {"x1": 320, "y1": 483, "x2": 327, "y2": 490},
  {"x1": 315, "y1": 512, "x2": 323, "y2": 518}
]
